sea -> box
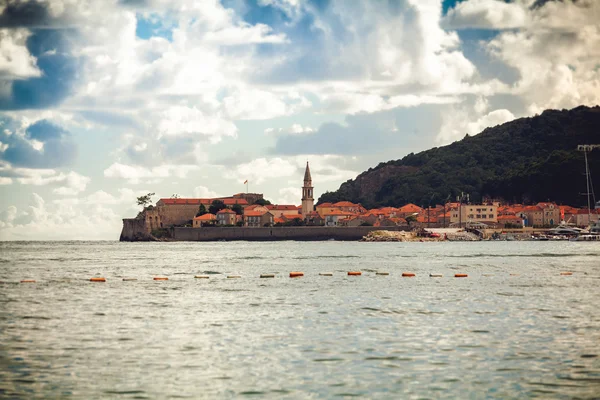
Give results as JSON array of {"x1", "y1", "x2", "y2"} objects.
[{"x1": 0, "y1": 240, "x2": 599, "y2": 399}]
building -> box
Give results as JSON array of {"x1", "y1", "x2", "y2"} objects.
[
  {"x1": 397, "y1": 203, "x2": 423, "y2": 218},
  {"x1": 193, "y1": 213, "x2": 217, "y2": 227},
  {"x1": 323, "y1": 209, "x2": 357, "y2": 226},
  {"x1": 266, "y1": 205, "x2": 301, "y2": 219},
  {"x1": 216, "y1": 209, "x2": 237, "y2": 225},
  {"x1": 301, "y1": 162, "x2": 314, "y2": 218},
  {"x1": 244, "y1": 211, "x2": 274, "y2": 227},
  {"x1": 450, "y1": 204, "x2": 498, "y2": 226},
  {"x1": 497, "y1": 214, "x2": 523, "y2": 228},
  {"x1": 332, "y1": 201, "x2": 366, "y2": 214},
  {"x1": 154, "y1": 197, "x2": 249, "y2": 226}
]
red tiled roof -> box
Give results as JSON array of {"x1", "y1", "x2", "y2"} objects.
[
  {"x1": 333, "y1": 201, "x2": 358, "y2": 207},
  {"x1": 217, "y1": 208, "x2": 236, "y2": 214},
  {"x1": 398, "y1": 203, "x2": 423, "y2": 213},
  {"x1": 159, "y1": 197, "x2": 248, "y2": 206},
  {"x1": 317, "y1": 203, "x2": 333, "y2": 207},
  {"x1": 244, "y1": 211, "x2": 271, "y2": 217},
  {"x1": 193, "y1": 213, "x2": 216, "y2": 221},
  {"x1": 223, "y1": 199, "x2": 249, "y2": 205},
  {"x1": 266, "y1": 205, "x2": 298, "y2": 210},
  {"x1": 498, "y1": 215, "x2": 522, "y2": 221},
  {"x1": 523, "y1": 206, "x2": 543, "y2": 212},
  {"x1": 323, "y1": 209, "x2": 357, "y2": 216}
]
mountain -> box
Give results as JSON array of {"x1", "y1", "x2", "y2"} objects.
[{"x1": 318, "y1": 106, "x2": 600, "y2": 209}]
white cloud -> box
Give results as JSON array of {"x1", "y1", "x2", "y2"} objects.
[
  {"x1": 265, "y1": 124, "x2": 315, "y2": 136},
  {"x1": 192, "y1": 185, "x2": 220, "y2": 198},
  {"x1": 0, "y1": 176, "x2": 11, "y2": 184},
  {"x1": 443, "y1": 0, "x2": 528, "y2": 30},
  {"x1": 157, "y1": 105, "x2": 237, "y2": 143},
  {"x1": 276, "y1": 186, "x2": 300, "y2": 206},
  {"x1": 14, "y1": 170, "x2": 90, "y2": 195},
  {"x1": 0, "y1": 193, "x2": 123, "y2": 240},
  {"x1": 484, "y1": 0, "x2": 600, "y2": 113},
  {"x1": 438, "y1": 107, "x2": 515, "y2": 144},
  {"x1": 0, "y1": 28, "x2": 41, "y2": 79},
  {"x1": 224, "y1": 157, "x2": 298, "y2": 184},
  {"x1": 103, "y1": 162, "x2": 200, "y2": 184}
]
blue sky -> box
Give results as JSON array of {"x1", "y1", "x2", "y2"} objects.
[{"x1": 0, "y1": 0, "x2": 599, "y2": 239}]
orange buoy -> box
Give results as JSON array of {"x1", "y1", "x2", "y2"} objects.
[
  {"x1": 20, "y1": 279, "x2": 36, "y2": 283},
  {"x1": 402, "y1": 272, "x2": 415, "y2": 277},
  {"x1": 90, "y1": 277, "x2": 106, "y2": 282},
  {"x1": 154, "y1": 277, "x2": 168, "y2": 281},
  {"x1": 560, "y1": 272, "x2": 573, "y2": 276},
  {"x1": 348, "y1": 271, "x2": 362, "y2": 276},
  {"x1": 455, "y1": 273, "x2": 468, "y2": 278},
  {"x1": 289, "y1": 272, "x2": 304, "y2": 278}
]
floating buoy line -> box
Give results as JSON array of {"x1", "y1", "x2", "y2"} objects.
[{"x1": 4, "y1": 271, "x2": 578, "y2": 284}]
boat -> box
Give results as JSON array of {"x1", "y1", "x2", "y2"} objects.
[{"x1": 569, "y1": 145, "x2": 600, "y2": 241}]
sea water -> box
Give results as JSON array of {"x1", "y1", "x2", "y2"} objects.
[{"x1": 0, "y1": 241, "x2": 599, "y2": 399}]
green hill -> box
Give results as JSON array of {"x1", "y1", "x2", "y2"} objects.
[{"x1": 318, "y1": 105, "x2": 600, "y2": 208}]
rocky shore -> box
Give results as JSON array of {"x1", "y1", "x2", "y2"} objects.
[{"x1": 361, "y1": 230, "x2": 480, "y2": 242}]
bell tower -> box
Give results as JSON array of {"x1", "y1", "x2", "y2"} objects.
[{"x1": 301, "y1": 161, "x2": 314, "y2": 218}]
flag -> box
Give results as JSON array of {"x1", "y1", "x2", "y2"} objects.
[{"x1": 243, "y1": 180, "x2": 248, "y2": 184}]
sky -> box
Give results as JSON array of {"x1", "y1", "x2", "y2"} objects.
[{"x1": 0, "y1": 0, "x2": 599, "y2": 240}]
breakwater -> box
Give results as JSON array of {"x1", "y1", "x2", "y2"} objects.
[{"x1": 170, "y1": 226, "x2": 409, "y2": 241}]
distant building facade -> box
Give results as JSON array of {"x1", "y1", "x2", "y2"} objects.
[{"x1": 450, "y1": 204, "x2": 498, "y2": 226}]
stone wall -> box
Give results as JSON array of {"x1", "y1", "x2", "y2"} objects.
[
  {"x1": 120, "y1": 218, "x2": 153, "y2": 241},
  {"x1": 156, "y1": 204, "x2": 199, "y2": 226},
  {"x1": 172, "y1": 226, "x2": 409, "y2": 241}
]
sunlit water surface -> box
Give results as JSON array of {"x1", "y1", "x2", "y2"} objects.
[{"x1": 1, "y1": 241, "x2": 599, "y2": 399}]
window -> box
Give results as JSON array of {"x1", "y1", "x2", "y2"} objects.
[
  {"x1": 489, "y1": 214, "x2": 494, "y2": 218},
  {"x1": 481, "y1": 215, "x2": 486, "y2": 219}
]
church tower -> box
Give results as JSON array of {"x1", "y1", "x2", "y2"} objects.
[{"x1": 301, "y1": 161, "x2": 314, "y2": 218}]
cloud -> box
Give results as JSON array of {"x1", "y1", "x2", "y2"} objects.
[
  {"x1": 0, "y1": 28, "x2": 41, "y2": 79},
  {"x1": 265, "y1": 123, "x2": 314, "y2": 136},
  {"x1": 222, "y1": 155, "x2": 358, "y2": 193},
  {"x1": 224, "y1": 157, "x2": 297, "y2": 184},
  {"x1": 0, "y1": 28, "x2": 78, "y2": 109},
  {"x1": 157, "y1": 105, "x2": 237, "y2": 142},
  {"x1": 0, "y1": 193, "x2": 123, "y2": 240},
  {"x1": 0, "y1": 118, "x2": 77, "y2": 168},
  {"x1": 192, "y1": 185, "x2": 220, "y2": 198},
  {"x1": 103, "y1": 162, "x2": 200, "y2": 184},
  {"x1": 437, "y1": 105, "x2": 515, "y2": 144},
  {"x1": 0, "y1": 166, "x2": 91, "y2": 195},
  {"x1": 273, "y1": 105, "x2": 445, "y2": 155},
  {"x1": 443, "y1": 0, "x2": 528, "y2": 30},
  {"x1": 275, "y1": 186, "x2": 300, "y2": 205}
]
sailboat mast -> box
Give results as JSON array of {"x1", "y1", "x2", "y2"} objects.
[{"x1": 585, "y1": 148, "x2": 592, "y2": 224}]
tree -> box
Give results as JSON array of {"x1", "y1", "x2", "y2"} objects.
[
  {"x1": 196, "y1": 203, "x2": 207, "y2": 217},
  {"x1": 405, "y1": 214, "x2": 417, "y2": 226},
  {"x1": 231, "y1": 203, "x2": 243, "y2": 215},
  {"x1": 136, "y1": 192, "x2": 155, "y2": 208},
  {"x1": 208, "y1": 200, "x2": 226, "y2": 215},
  {"x1": 253, "y1": 198, "x2": 272, "y2": 206}
]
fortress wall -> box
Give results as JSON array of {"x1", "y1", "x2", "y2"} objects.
[
  {"x1": 172, "y1": 226, "x2": 409, "y2": 241},
  {"x1": 120, "y1": 218, "x2": 152, "y2": 241},
  {"x1": 157, "y1": 204, "x2": 199, "y2": 226}
]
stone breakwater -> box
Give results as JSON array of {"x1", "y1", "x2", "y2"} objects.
[{"x1": 361, "y1": 230, "x2": 480, "y2": 242}]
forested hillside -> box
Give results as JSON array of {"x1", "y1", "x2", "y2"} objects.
[{"x1": 318, "y1": 106, "x2": 600, "y2": 208}]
